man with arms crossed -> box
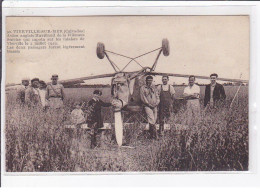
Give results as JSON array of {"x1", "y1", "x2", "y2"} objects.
[
  {"x1": 183, "y1": 75, "x2": 201, "y2": 125},
  {"x1": 140, "y1": 75, "x2": 160, "y2": 139}
]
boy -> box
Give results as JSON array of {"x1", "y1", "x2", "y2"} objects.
[
  {"x1": 71, "y1": 102, "x2": 85, "y2": 125},
  {"x1": 86, "y1": 90, "x2": 111, "y2": 149},
  {"x1": 71, "y1": 102, "x2": 85, "y2": 139}
]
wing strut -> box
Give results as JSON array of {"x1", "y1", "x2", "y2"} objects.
[
  {"x1": 151, "y1": 49, "x2": 163, "y2": 71},
  {"x1": 104, "y1": 52, "x2": 120, "y2": 72}
]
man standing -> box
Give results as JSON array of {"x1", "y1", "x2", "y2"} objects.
[
  {"x1": 39, "y1": 80, "x2": 48, "y2": 109},
  {"x1": 140, "y1": 75, "x2": 160, "y2": 139},
  {"x1": 46, "y1": 74, "x2": 65, "y2": 109},
  {"x1": 157, "y1": 75, "x2": 175, "y2": 132},
  {"x1": 86, "y1": 90, "x2": 111, "y2": 149},
  {"x1": 204, "y1": 73, "x2": 226, "y2": 108},
  {"x1": 183, "y1": 75, "x2": 201, "y2": 125},
  {"x1": 17, "y1": 78, "x2": 30, "y2": 104},
  {"x1": 25, "y1": 78, "x2": 41, "y2": 106}
]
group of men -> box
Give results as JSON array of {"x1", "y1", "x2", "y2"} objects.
[
  {"x1": 140, "y1": 73, "x2": 226, "y2": 139},
  {"x1": 15, "y1": 73, "x2": 226, "y2": 143},
  {"x1": 17, "y1": 74, "x2": 65, "y2": 109}
]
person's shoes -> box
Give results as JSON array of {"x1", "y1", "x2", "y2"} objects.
[{"x1": 122, "y1": 143, "x2": 129, "y2": 146}]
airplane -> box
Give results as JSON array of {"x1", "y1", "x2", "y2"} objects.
[
  {"x1": 61, "y1": 39, "x2": 248, "y2": 146},
  {"x1": 6, "y1": 38, "x2": 249, "y2": 146}
]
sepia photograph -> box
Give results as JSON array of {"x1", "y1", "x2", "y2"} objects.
[{"x1": 4, "y1": 15, "x2": 249, "y2": 173}]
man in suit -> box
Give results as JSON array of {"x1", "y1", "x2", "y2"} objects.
[
  {"x1": 86, "y1": 90, "x2": 111, "y2": 148},
  {"x1": 204, "y1": 73, "x2": 226, "y2": 108}
]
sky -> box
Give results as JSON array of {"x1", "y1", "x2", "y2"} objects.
[{"x1": 6, "y1": 16, "x2": 249, "y2": 85}]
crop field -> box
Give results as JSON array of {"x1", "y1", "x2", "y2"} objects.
[{"x1": 5, "y1": 86, "x2": 248, "y2": 172}]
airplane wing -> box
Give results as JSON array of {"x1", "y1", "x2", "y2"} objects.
[
  {"x1": 59, "y1": 73, "x2": 115, "y2": 83},
  {"x1": 6, "y1": 83, "x2": 21, "y2": 87},
  {"x1": 149, "y1": 72, "x2": 249, "y2": 83},
  {"x1": 56, "y1": 73, "x2": 116, "y2": 86},
  {"x1": 5, "y1": 73, "x2": 116, "y2": 88}
]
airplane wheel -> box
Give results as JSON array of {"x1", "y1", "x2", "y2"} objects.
[
  {"x1": 97, "y1": 42, "x2": 105, "y2": 59},
  {"x1": 162, "y1": 38, "x2": 170, "y2": 56}
]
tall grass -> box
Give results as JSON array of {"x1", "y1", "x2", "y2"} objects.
[
  {"x1": 5, "y1": 86, "x2": 248, "y2": 172},
  {"x1": 147, "y1": 99, "x2": 248, "y2": 171}
]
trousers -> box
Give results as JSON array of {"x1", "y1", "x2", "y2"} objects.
[
  {"x1": 48, "y1": 97, "x2": 64, "y2": 109},
  {"x1": 144, "y1": 106, "x2": 158, "y2": 125},
  {"x1": 186, "y1": 99, "x2": 201, "y2": 125}
]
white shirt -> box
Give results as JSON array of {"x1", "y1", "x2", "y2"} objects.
[
  {"x1": 39, "y1": 89, "x2": 47, "y2": 107},
  {"x1": 71, "y1": 109, "x2": 85, "y2": 124},
  {"x1": 210, "y1": 84, "x2": 216, "y2": 104},
  {"x1": 183, "y1": 84, "x2": 200, "y2": 98}
]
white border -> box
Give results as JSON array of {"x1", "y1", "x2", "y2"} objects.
[{"x1": 1, "y1": 1, "x2": 260, "y2": 187}]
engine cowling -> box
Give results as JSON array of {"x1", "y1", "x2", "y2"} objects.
[{"x1": 111, "y1": 73, "x2": 130, "y2": 111}]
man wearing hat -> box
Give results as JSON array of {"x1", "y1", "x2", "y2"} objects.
[
  {"x1": 46, "y1": 74, "x2": 65, "y2": 109},
  {"x1": 38, "y1": 80, "x2": 48, "y2": 108},
  {"x1": 86, "y1": 90, "x2": 111, "y2": 148},
  {"x1": 140, "y1": 75, "x2": 160, "y2": 139},
  {"x1": 17, "y1": 77, "x2": 30, "y2": 104},
  {"x1": 25, "y1": 78, "x2": 41, "y2": 106}
]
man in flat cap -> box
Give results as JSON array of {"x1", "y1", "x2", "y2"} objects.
[
  {"x1": 25, "y1": 78, "x2": 41, "y2": 106},
  {"x1": 86, "y1": 90, "x2": 111, "y2": 148},
  {"x1": 46, "y1": 74, "x2": 65, "y2": 109},
  {"x1": 140, "y1": 75, "x2": 160, "y2": 139},
  {"x1": 17, "y1": 77, "x2": 30, "y2": 104}
]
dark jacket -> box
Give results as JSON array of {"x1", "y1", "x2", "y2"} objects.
[
  {"x1": 204, "y1": 83, "x2": 226, "y2": 107},
  {"x1": 86, "y1": 98, "x2": 111, "y2": 128}
]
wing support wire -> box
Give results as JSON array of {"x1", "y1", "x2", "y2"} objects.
[
  {"x1": 105, "y1": 47, "x2": 162, "y2": 72},
  {"x1": 104, "y1": 52, "x2": 120, "y2": 72},
  {"x1": 151, "y1": 49, "x2": 163, "y2": 71},
  {"x1": 105, "y1": 50, "x2": 144, "y2": 70}
]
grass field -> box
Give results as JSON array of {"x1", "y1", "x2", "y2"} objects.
[{"x1": 5, "y1": 86, "x2": 249, "y2": 172}]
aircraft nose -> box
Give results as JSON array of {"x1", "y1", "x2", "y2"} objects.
[{"x1": 111, "y1": 98, "x2": 128, "y2": 111}]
